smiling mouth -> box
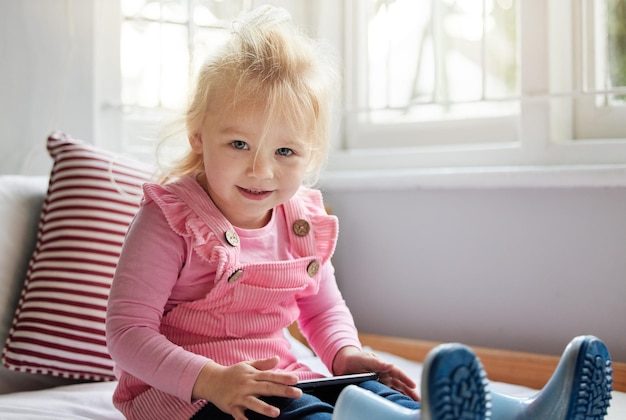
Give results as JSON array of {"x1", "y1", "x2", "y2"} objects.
[
  {"x1": 241, "y1": 187, "x2": 268, "y2": 194},
  {"x1": 238, "y1": 186, "x2": 273, "y2": 199}
]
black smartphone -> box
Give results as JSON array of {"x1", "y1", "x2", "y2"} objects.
[{"x1": 295, "y1": 372, "x2": 379, "y2": 392}]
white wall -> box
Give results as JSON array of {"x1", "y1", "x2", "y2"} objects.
[
  {"x1": 0, "y1": 0, "x2": 119, "y2": 176},
  {"x1": 323, "y1": 186, "x2": 626, "y2": 361},
  {"x1": 2, "y1": 0, "x2": 625, "y2": 362}
]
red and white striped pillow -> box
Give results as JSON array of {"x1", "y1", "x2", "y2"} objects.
[{"x1": 2, "y1": 132, "x2": 152, "y2": 381}]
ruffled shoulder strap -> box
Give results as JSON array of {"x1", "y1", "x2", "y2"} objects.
[
  {"x1": 283, "y1": 187, "x2": 338, "y2": 265},
  {"x1": 143, "y1": 177, "x2": 239, "y2": 277}
]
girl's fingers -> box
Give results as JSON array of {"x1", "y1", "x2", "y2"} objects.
[
  {"x1": 388, "y1": 377, "x2": 420, "y2": 401},
  {"x1": 255, "y1": 370, "x2": 300, "y2": 386},
  {"x1": 245, "y1": 396, "x2": 281, "y2": 418},
  {"x1": 376, "y1": 363, "x2": 419, "y2": 400},
  {"x1": 256, "y1": 380, "x2": 302, "y2": 398},
  {"x1": 249, "y1": 356, "x2": 280, "y2": 371},
  {"x1": 248, "y1": 356, "x2": 299, "y2": 386}
]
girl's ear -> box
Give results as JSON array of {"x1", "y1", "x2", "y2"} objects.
[{"x1": 189, "y1": 132, "x2": 203, "y2": 154}]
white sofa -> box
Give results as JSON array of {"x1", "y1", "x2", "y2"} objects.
[{"x1": 1, "y1": 134, "x2": 625, "y2": 419}]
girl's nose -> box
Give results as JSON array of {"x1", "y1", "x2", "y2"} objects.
[{"x1": 249, "y1": 154, "x2": 273, "y2": 179}]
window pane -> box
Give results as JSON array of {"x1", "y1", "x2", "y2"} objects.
[
  {"x1": 366, "y1": 0, "x2": 520, "y2": 122},
  {"x1": 367, "y1": 0, "x2": 428, "y2": 109},
  {"x1": 606, "y1": 0, "x2": 626, "y2": 104},
  {"x1": 586, "y1": 0, "x2": 626, "y2": 107},
  {"x1": 192, "y1": 27, "x2": 231, "y2": 74},
  {"x1": 122, "y1": 0, "x2": 188, "y2": 22},
  {"x1": 121, "y1": 0, "x2": 245, "y2": 111},
  {"x1": 163, "y1": 0, "x2": 189, "y2": 23},
  {"x1": 192, "y1": 0, "x2": 245, "y2": 25},
  {"x1": 484, "y1": 0, "x2": 518, "y2": 98},
  {"x1": 160, "y1": 23, "x2": 189, "y2": 109},
  {"x1": 573, "y1": 0, "x2": 626, "y2": 139},
  {"x1": 121, "y1": 0, "x2": 150, "y2": 18},
  {"x1": 121, "y1": 20, "x2": 162, "y2": 108}
]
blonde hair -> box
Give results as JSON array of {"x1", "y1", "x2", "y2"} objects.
[{"x1": 157, "y1": 6, "x2": 338, "y2": 185}]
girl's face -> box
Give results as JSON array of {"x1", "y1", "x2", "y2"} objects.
[{"x1": 190, "y1": 99, "x2": 313, "y2": 229}]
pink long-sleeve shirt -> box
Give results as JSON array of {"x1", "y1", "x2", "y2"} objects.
[{"x1": 105, "y1": 176, "x2": 361, "y2": 420}]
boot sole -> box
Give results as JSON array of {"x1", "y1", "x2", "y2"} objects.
[
  {"x1": 422, "y1": 344, "x2": 491, "y2": 420},
  {"x1": 568, "y1": 336, "x2": 613, "y2": 420}
]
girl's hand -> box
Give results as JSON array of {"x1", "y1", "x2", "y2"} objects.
[
  {"x1": 192, "y1": 356, "x2": 303, "y2": 420},
  {"x1": 332, "y1": 346, "x2": 420, "y2": 401}
]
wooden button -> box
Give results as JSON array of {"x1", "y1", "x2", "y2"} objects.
[
  {"x1": 224, "y1": 229, "x2": 239, "y2": 247},
  {"x1": 293, "y1": 219, "x2": 310, "y2": 237},
  {"x1": 307, "y1": 260, "x2": 320, "y2": 277},
  {"x1": 228, "y1": 269, "x2": 244, "y2": 283}
]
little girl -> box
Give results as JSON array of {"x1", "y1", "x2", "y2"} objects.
[
  {"x1": 106, "y1": 6, "x2": 425, "y2": 420},
  {"x1": 106, "y1": 6, "x2": 613, "y2": 420}
]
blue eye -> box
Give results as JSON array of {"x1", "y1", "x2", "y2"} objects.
[
  {"x1": 276, "y1": 148, "x2": 293, "y2": 156},
  {"x1": 231, "y1": 140, "x2": 249, "y2": 150}
]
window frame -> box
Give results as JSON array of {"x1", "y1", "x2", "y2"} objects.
[{"x1": 326, "y1": 0, "x2": 626, "y2": 175}]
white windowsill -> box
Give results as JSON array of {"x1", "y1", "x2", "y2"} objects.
[{"x1": 319, "y1": 164, "x2": 626, "y2": 191}]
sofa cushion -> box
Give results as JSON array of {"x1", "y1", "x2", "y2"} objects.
[{"x1": 2, "y1": 132, "x2": 153, "y2": 381}]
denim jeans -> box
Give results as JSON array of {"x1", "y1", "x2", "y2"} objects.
[{"x1": 190, "y1": 380, "x2": 420, "y2": 420}]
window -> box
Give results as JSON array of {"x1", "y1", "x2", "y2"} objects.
[
  {"x1": 119, "y1": 0, "x2": 249, "y2": 155},
  {"x1": 115, "y1": 0, "x2": 626, "y2": 176},
  {"x1": 348, "y1": 0, "x2": 520, "y2": 148},
  {"x1": 334, "y1": 0, "x2": 626, "y2": 172},
  {"x1": 574, "y1": 0, "x2": 626, "y2": 139}
]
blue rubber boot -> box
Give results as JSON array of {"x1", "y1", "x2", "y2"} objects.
[
  {"x1": 334, "y1": 385, "x2": 419, "y2": 420},
  {"x1": 333, "y1": 343, "x2": 490, "y2": 420},
  {"x1": 490, "y1": 335, "x2": 613, "y2": 420},
  {"x1": 421, "y1": 343, "x2": 491, "y2": 420}
]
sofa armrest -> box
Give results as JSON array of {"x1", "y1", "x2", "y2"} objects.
[
  {"x1": 0, "y1": 175, "x2": 48, "y2": 341},
  {"x1": 0, "y1": 175, "x2": 80, "y2": 393}
]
